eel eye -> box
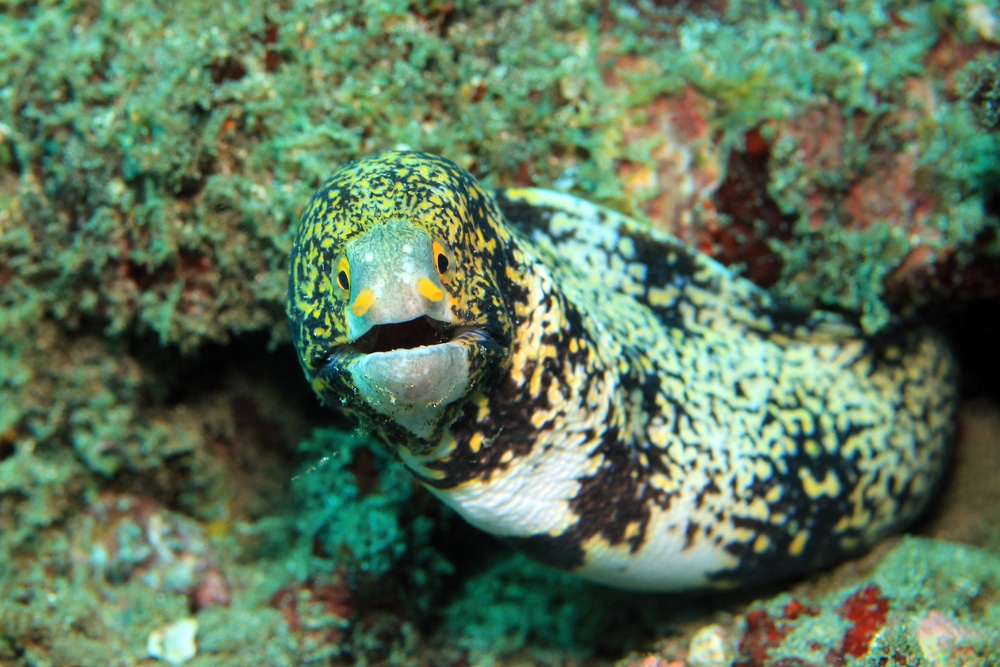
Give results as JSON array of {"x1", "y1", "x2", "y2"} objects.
[
  {"x1": 336, "y1": 255, "x2": 350, "y2": 292},
  {"x1": 432, "y1": 239, "x2": 453, "y2": 281}
]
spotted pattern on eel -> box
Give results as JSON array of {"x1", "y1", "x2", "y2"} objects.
[{"x1": 286, "y1": 150, "x2": 956, "y2": 591}]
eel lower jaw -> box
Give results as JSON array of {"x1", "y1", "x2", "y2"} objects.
[{"x1": 322, "y1": 317, "x2": 493, "y2": 439}]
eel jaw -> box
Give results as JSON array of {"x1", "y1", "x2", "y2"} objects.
[{"x1": 322, "y1": 317, "x2": 491, "y2": 440}]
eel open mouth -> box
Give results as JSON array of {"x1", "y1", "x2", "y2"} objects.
[
  {"x1": 324, "y1": 316, "x2": 492, "y2": 438},
  {"x1": 335, "y1": 316, "x2": 490, "y2": 360},
  {"x1": 348, "y1": 316, "x2": 454, "y2": 354}
]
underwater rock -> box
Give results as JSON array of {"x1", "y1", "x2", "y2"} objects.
[
  {"x1": 69, "y1": 493, "x2": 231, "y2": 610},
  {"x1": 146, "y1": 617, "x2": 198, "y2": 666}
]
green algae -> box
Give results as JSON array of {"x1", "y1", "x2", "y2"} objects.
[
  {"x1": 1, "y1": 0, "x2": 607, "y2": 350},
  {"x1": 2, "y1": 0, "x2": 995, "y2": 344},
  {"x1": 195, "y1": 602, "x2": 299, "y2": 667},
  {"x1": 0, "y1": 557, "x2": 303, "y2": 667},
  {"x1": 773, "y1": 221, "x2": 914, "y2": 332}
]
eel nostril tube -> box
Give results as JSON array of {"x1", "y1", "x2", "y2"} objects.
[
  {"x1": 417, "y1": 277, "x2": 445, "y2": 302},
  {"x1": 351, "y1": 287, "x2": 376, "y2": 317}
]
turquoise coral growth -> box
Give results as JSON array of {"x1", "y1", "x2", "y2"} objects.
[
  {"x1": 290, "y1": 427, "x2": 451, "y2": 587},
  {"x1": 443, "y1": 554, "x2": 600, "y2": 661}
]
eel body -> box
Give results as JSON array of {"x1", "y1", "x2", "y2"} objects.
[{"x1": 286, "y1": 150, "x2": 956, "y2": 591}]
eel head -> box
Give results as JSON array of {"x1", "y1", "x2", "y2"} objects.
[{"x1": 287, "y1": 151, "x2": 513, "y2": 451}]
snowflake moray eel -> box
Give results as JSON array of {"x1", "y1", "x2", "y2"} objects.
[{"x1": 286, "y1": 150, "x2": 956, "y2": 591}]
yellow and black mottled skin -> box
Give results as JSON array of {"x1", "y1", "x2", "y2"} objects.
[{"x1": 287, "y1": 150, "x2": 957, "y2": 591}]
